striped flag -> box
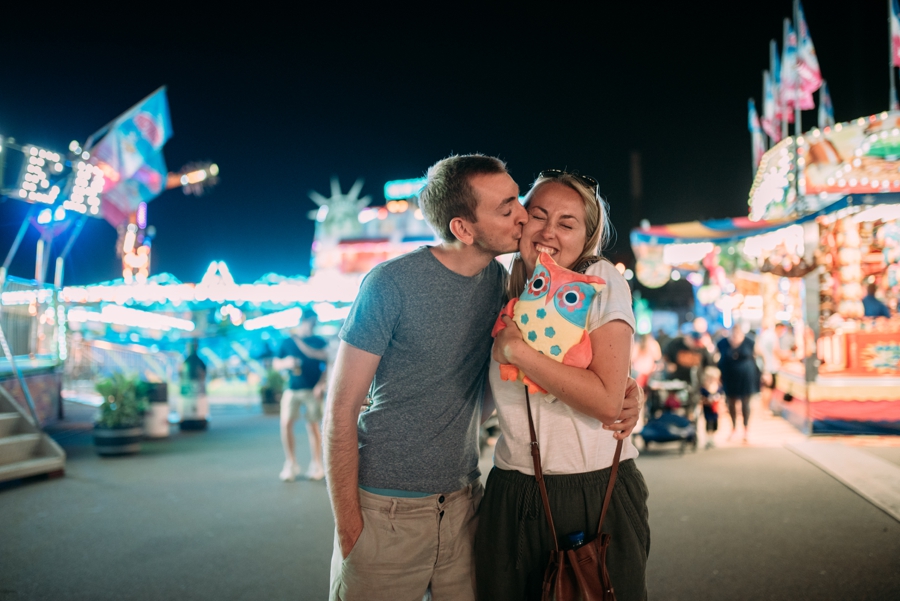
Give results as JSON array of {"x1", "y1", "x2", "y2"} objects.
[
  {"x1": 780, "y1": 22, "x2": 800, "y2": 117},
  {"x1": 892, "y1": 0, "x2": 900, "y2": 66},
  {"x1": 749, "y1": 99, "x2": 765, "y2": 169},
  {"x1": 761, "y1": 70, "x2": 781, "y2": 142},
  {"x1": 796, "y1": 1, "x2": 823, "y2": 95},
  {"x1": 818, "y1": 81, "x2": 835, "y2": 128}
]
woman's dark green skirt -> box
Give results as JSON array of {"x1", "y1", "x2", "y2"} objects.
[{"x1": 474, "y1": 459, "x2": 650, "y2": 601}]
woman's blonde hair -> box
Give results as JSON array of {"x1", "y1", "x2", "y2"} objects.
[{"x1": 507, "y1": 172, "x2": 610, "y2": 298}]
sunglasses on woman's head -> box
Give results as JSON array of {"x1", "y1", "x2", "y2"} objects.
[{"x1": 537, "y1": 169, "x2": 600, "y2": 198}]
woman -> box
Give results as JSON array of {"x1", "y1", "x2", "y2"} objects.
[
  {"x1": 716, "y1": 327, "x2": 759, "y2": 442},
  {"x1": 475, "y1": 171, "x2": 650, "y2": 601}
]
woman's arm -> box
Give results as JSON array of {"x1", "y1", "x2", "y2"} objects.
[{"x1": 493, "y1": 316, "x2": 633, "y2": 426}]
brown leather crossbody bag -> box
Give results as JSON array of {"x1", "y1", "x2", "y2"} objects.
[{"x1": 526, "y1": 388, "x2": 623, "y2": 601}]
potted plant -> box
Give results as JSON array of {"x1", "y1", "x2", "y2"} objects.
[
  {"x1": 260, "y1": 368, "x2": 285, "y2": 415},
  {"x1": 93, "y1": 373, "x2": 149, "y2": 456}
]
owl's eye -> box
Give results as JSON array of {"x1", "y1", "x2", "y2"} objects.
[
  {"x1": 556, "y1": 285, "x2": 585, "y2": 309},
  {"x1": 530, "y1": 277, "x2": 547, "y2": 294}
]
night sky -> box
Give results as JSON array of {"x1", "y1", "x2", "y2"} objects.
[{"x1": 0, "y1": 1, "x2": 891, "y2": 285}]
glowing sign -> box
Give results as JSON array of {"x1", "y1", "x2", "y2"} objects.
[
  {"x1": 63, "y1": 160, "x2": 105, "y2": 216},
  {"x1": 68, "y1": 305, "x2": 195, "y2": 332},
  {"x1": 243, "y1": 307, "x2": 303, "y2": 331},
  {"x1": 17, "y1": 145, "x2": 63, "y2": 204},
  {"x1": 384, "y1": 178, "x2": 426, "y2": 200}
]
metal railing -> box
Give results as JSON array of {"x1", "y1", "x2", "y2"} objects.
[
  {"x1": 0, "y1": 275, "x2": 57, "y2": 360},
  {"x1": 63, "y1": 339, "x2": 183, "y2": 403}
]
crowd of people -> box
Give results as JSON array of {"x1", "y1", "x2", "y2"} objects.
[{"x1": 630, "y1": 317, "x2": 799, "y2": 444}]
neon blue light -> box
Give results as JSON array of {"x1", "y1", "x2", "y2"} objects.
[{"x1": 384, "y1": 178, "x2": 426, "y2": 200}]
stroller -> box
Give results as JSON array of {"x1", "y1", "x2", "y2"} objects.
[{"x1": 637, "y1": 369, "x2": 699, "y2": 454}]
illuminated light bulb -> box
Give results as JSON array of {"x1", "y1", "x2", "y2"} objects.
[
  {"x1": 624, "y1": 269, "x2": 634, "y2": 281},
  {"x1": 881, "y1": 111, "x2": 889, "y2": 119},
  {"x1": 861, "y1": 177, "x2": 869, "y2": 185},
  {"x1": 29, "y1": 147, "x2": 38, "y2": 156},
  {"x1": 18, "y1": 190, "x2": 26, "y2": 198},
  {"x1": 37, "y1": 209, "x2": 52, "y2": 225},
  {"x1": 849, "y1": 178, "x2": 858, "y2": 186},
  {"x1": 671, "y1": 270, "x2": 681, "y2": 281},
  {"x1": 414, "y1": 208, "x2": 424, "y2": 220},
  {"x1": 69, "y1": 140, "x2": 79, "y2": 152},
  {"x1": 615, "y1": 262, "x2": 626, "y2": 274},
  {"x1": 54, "y1": 206, "x2": 66, "y2": 221},
  {"x1": 209, "y1": 164, "x2": 219, "y2": 176},
  {"x1": 797, "y1": 137, "x2": 805, "y2": 145},
  {"x1": 827, "y1": 178, "x2": 835, "y2": 185},
  {"x1": 835, "y1": 123, "x2": 843, "y2": 131},
  {"x1": 881, "y1": 131, "x2": 889, "y2": 139},
  {"x1": 81, "y1": 151, "x2": 90, "y2": 159}
]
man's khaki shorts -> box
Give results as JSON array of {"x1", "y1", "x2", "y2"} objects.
[
  {"x1": 280, "y1": 388, "x2": 322, "y2": 423},
  {"x1": 329, "y1": 482, "x2": 483, "y2": 601}
]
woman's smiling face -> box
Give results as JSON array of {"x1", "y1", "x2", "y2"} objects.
[{"x1": 519, "y1": 181, "x2": 588, "y2": 273}]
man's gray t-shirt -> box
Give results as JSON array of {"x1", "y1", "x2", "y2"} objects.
[{"x1": 339, "y1": 246, "x2": 506, "y2": 493}]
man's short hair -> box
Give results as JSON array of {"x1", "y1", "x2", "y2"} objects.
[
  {"x1": 300, "y1": 307, "x2": 318, "y2": 322},
  {"x1": 418, "y1": 154, "x2": 508, "y2": 243}
]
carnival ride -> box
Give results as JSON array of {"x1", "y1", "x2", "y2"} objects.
[{"x1": 0, "y1": 87, "x2": 219, "y2": 437}]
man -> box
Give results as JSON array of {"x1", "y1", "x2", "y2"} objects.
[
  {"x1": 324, "y1": 154, "x2": 643, "y2": 601},
  {"x1": 276, "y1": 308, "x2": 328, "y2": 482},
  {"x1": 862, "y1": 282, "x2": 891, "y2": 318},
  {"x1": 664, "y1": 329, "x2": 714, "y2": 385},
  {"x1": 180, "y1": 339, "x2": 209, "y2": 430}
]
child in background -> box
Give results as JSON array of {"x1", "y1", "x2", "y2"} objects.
[{"x1": 701, "y1": 366, "x2": 722, "y2": 449}]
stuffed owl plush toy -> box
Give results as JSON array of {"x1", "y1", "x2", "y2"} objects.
[{"x1": 492, "y1": 252, "x2": 606, "y2": 394}]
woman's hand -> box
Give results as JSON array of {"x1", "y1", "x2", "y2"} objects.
[
  {"x1": 493, "y1": 315, "x2": 528, "y2": 364},
  {"x1": 602, "y1": 376, "x2": 644, "y2": 440}
]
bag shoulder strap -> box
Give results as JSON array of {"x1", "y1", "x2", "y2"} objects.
[
  {"x1": 526, "y1": 387, "x2": 624, "y2": 545},
  {"x1": 525, "y1": 387, "x2": 559, "y2": 553},
  {"x1": 597, "y1": 438, "x2": 623, "y2": 537}
]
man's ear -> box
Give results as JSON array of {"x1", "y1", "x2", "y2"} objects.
[{"x1": 449, "y1": 217, "x2": 475, "y2": 246}]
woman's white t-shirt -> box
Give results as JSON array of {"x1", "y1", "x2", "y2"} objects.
[{"x1": 489, "y1": 260, "x2": 638, "y2": 475}]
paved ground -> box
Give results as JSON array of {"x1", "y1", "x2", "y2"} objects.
[{"x1": 1, "y1": 400, "x2": 899, "y2": 601}]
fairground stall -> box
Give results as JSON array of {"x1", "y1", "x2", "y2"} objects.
[{"x1": 632, "y1": 111, "x2": 900, "y2": 435}]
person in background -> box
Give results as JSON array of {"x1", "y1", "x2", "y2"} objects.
[
  {"x1": 655, "y1": 327, "x2": 672, "y2": 353},
  {"x1": 862, "y1": 282, "x2": 891, "y2": 318},
  {"x1": 692, "y1": 317, "x2": 717, "y2": 356},
  {"x1": 663, "y1": 329, "x2": 714, "y2": 385},
  {"x1": 276, "y1": 309, "x2": 328, "y2": 482},
  {"x1": 716, "y1": 327, "x2": 759, "y2": 442},
  {"x1": 757, "y1": 322, "x2": 795, "y2": 413},
  {"x1": 180, "y1": 339, "x2": 208, "y2": 424},
  {"x1": 632, "y1": 332, "x2": 662, "y2": 392},
  {"x1": 700, "y1": 366, "x2": 722, "y2": 449}
]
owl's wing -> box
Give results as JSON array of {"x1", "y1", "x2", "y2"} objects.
[
  {"x1": 561, "y1": 330, "x2": 593, "y2": 369},
  {"x1": 491, "y1": 297, "x2": 519, "y2": 338}
]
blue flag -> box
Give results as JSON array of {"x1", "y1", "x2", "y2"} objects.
[
  {"x1": 818, "y1": 81, "x2": 834, "y2": 129},
  {"x1": 87, "y1": 87, "x2": 173, "y2": 227}
]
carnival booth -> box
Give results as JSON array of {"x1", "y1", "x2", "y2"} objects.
[{"x1": 632, "y1": 111, "x2": 900, "y2": 436}]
